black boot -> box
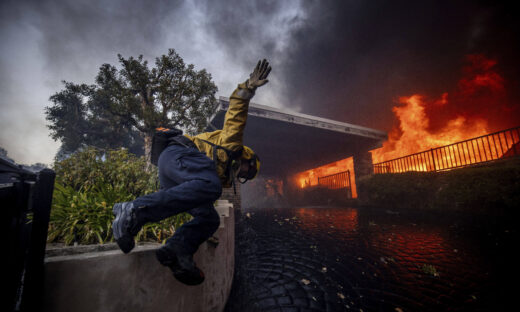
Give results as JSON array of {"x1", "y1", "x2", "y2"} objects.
[
  {"x1": 155, "y1": 243, "x2": 205, "y2": 286},
  {"x1": 112, "y1": 201, "x2": 142, "y2": 253}
]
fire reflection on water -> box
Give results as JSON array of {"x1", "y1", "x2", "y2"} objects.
[
  {"x1": 234, "y1": 206, "x2": 503, "y2": 310},
  {"x1": 291, "y1": 207, "x2": 460, "y2": 280},
  {"x1": 295, "y1": 207, "x2": 359, "y2": 231}
]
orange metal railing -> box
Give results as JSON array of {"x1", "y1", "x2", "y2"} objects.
[{"x1": 373, "y1": 126, "x2": 520, "y2": 174}]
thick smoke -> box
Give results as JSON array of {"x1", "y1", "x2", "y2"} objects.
[
  {"x1": 0, "y1": 0, "x2": 186, "y2": 164},
  {"x1": 12, "y1": 0, "x2": 183, "y2": 82},
  {"x1": 1, "y1": 0, "x2": 518, "y2": 164},
  {"x1": 276, "y1": 0, "x2": 520, "y2": 131},
  {"x1": 0, "y1": 0, "x2": 301, "y2": 163},
  {"x1": 193, "y1": 0, "x2": 306, "y2": 104}
]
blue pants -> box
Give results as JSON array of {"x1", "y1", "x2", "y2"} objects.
[{"x1": 133, "y1": 144, "x2": 223, "y2": 255}]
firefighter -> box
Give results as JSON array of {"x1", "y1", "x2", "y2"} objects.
[{"x1": 112, "y1": 59, "x2": 270, "y2": 285}]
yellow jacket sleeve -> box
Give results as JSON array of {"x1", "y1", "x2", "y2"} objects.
[
  {"x1": 184, "y1": 82, "x2": 255, "y2": 188},
  {"x1": 219, "y1": 81, "x2": 255, "y2": 152}
]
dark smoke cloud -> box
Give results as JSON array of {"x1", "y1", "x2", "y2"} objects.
[
  {"x1": 192, "y1": 0, "x2": 306, "y2": 103},
  {"x1": 276, "y1": 0, "x2": 520, "y2": 131},
  {"x1": 1, "y1": 0, "x2": 518, "y2": 164},
  {"x1": 18, "y1": 0, "x2": 183, "y2": 80},
  {"x1": 0, "y1": 0, "x2": 187, "y2": 163},
  {"x1": 195, "y1": 0, "x2": 298, "y2": 64},
  {"x1": 0, "y1": 0, "x2": 302, "y2": 164}
]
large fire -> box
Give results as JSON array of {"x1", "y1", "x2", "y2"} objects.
[
  {"x1": 370, "y1": 95, "x2": 489, "y2": 163},
  {"x1": 372, "y1": 54, "x2": 514, "y2": 164},
  {"x1": 293, "y1": 54, "x2": 518, "y2": 195}
]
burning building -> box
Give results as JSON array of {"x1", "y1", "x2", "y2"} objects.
[
  {"x1": 207, "y1": 98, "x2": 388, "y2": 208},
  {"x1": 207, "y1": 55, "x2": 519, "y2": 209}
]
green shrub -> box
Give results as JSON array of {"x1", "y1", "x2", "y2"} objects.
[
  {"x1": 357, "y1": 158, "x2": 520, "y2": 215},
  {"x1": 357, "y1": 172, "x2": 437, "y2": 210},
  {"x1": 48, "y1": 147, "x2": 191, "y2": 245}
]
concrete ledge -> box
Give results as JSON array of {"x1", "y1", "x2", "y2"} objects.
[{"x1": 43, "y1": 200, "x2": 234, "y2": 312}]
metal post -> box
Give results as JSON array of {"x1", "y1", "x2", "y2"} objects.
[
  {"x1": 491, "y1": 134, "x2": 499, "y2": 159},
  {"x1": 430, "y1": 149, "x2": 437, "y2": 172},
  {"x1": 455, "y1": 143, "x2": 463, "y2": 167},
  {"x1": 504, "y1": 130, "x2": 514, "y2": 156},
  {"x1": 446, "y1": 145, "x2": 453, "y2": 168},
  {"x1": 485, "y1": 136, "x2": 493, "y2": 160},
  {"x1": 475, "y1": 139, "x2": 482, "y2": 162},
  {"x1": 347, "y1": 170, "x2": 352, "y2": 199},
  {"x1": 470, "y1": 140, "x2": 477, "y2": 163}
]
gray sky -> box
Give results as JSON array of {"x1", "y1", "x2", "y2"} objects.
[
  {"x1": 0, "y1": 0, "x2": 305, "y2": 164},
  {"x1": 1, "y1": 0, "x2": 518, "y2": 165}
]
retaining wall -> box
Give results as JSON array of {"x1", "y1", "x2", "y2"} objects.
[
  {"x1": 43, "y1": 200, "x2": 234, "y2": 312},
  {"x1": 357, "y1": 158, "x2": 520, "y2": 215}
]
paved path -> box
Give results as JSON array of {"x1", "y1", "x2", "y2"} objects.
[{"x1": 225, "y1": 207, "x2": 516, "y2": 311}]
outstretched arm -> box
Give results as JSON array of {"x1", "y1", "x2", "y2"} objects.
[{"x1": 220, "y1": 59, "x2": 271, "y2": 151}]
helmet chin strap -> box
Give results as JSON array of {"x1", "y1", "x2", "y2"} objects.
[{"x1": 234, "y1": 154, "x2": 259, "y2": 185}]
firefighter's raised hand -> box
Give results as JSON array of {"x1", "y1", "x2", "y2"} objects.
[{"x1": 247, "y1": 59, "x2": 271, "y2": 89}]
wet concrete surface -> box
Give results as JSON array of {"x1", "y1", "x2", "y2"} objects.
[{"x1": 224, "y1": 206, "x2": 517, "y2": 311}]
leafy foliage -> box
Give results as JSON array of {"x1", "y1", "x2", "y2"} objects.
[
  {"x1": 48, "y1": 147, "x2": 191, "y2": 245},
  {"x1": 45, "y1": 49, "x2": 218, "y2": 159}
]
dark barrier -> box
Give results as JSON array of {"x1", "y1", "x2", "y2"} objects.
[
  {"x1": 373, "y1": 126, "x2": 520, "y2": 174},
  {"x1": 1, "y1": 158, "x2": 55, "y2": 312}
]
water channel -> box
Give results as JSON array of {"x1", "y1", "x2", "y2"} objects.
[{"x1": 225, "y1": 206, "x2": 516, "y2": 311}]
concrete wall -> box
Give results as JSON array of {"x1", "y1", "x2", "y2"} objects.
[{"x1": 43, "y1": 200, "x2": 234, "y2": 312}]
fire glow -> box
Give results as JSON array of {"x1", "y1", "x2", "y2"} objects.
[
  {"x1": 371, "y1": 54, "x2": 518, "y2": 169},
  {"x1": 293, "y1": 54, "x2": 519, "y2": 193},
  {"x1": 294, "y1": 157, "x2": 357, "y2": 198},
  {"x1": 371, "y1": 95, "x2": 489, "y2": 164}
]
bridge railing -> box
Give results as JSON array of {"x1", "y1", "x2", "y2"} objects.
[
  {"x1": 318, "y1": 170, "x2": 352, "y2": 198},
  {"x1": 373, "y1": 126, "x2": 520, "y2": 174}
]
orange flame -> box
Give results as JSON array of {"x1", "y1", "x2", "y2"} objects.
[
  {"x1": 371, "y1": 54, "x2": 512, "y2": 164},
  {"x1": 294, "y1": 157, "x2": 357, "y2": 198},
  {"x1": 371, "y1": 95, "x2": 489, "y2": 163}
]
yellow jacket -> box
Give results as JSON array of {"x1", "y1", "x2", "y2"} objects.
[{"x1": 184, "y1": 82, "x2": 255, "y2": 187}]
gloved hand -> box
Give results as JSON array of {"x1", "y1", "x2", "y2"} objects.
[{"x1": 246, "y1": 59, "x2": 271, "y2": 89}]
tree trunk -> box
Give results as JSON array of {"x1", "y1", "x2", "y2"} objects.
[
  {"x1": 141, "y1": 94, "x2": 154, "y2": 171},
  {"x1": 144, "y1": 132, "x2": 153, "y2": 171}
]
